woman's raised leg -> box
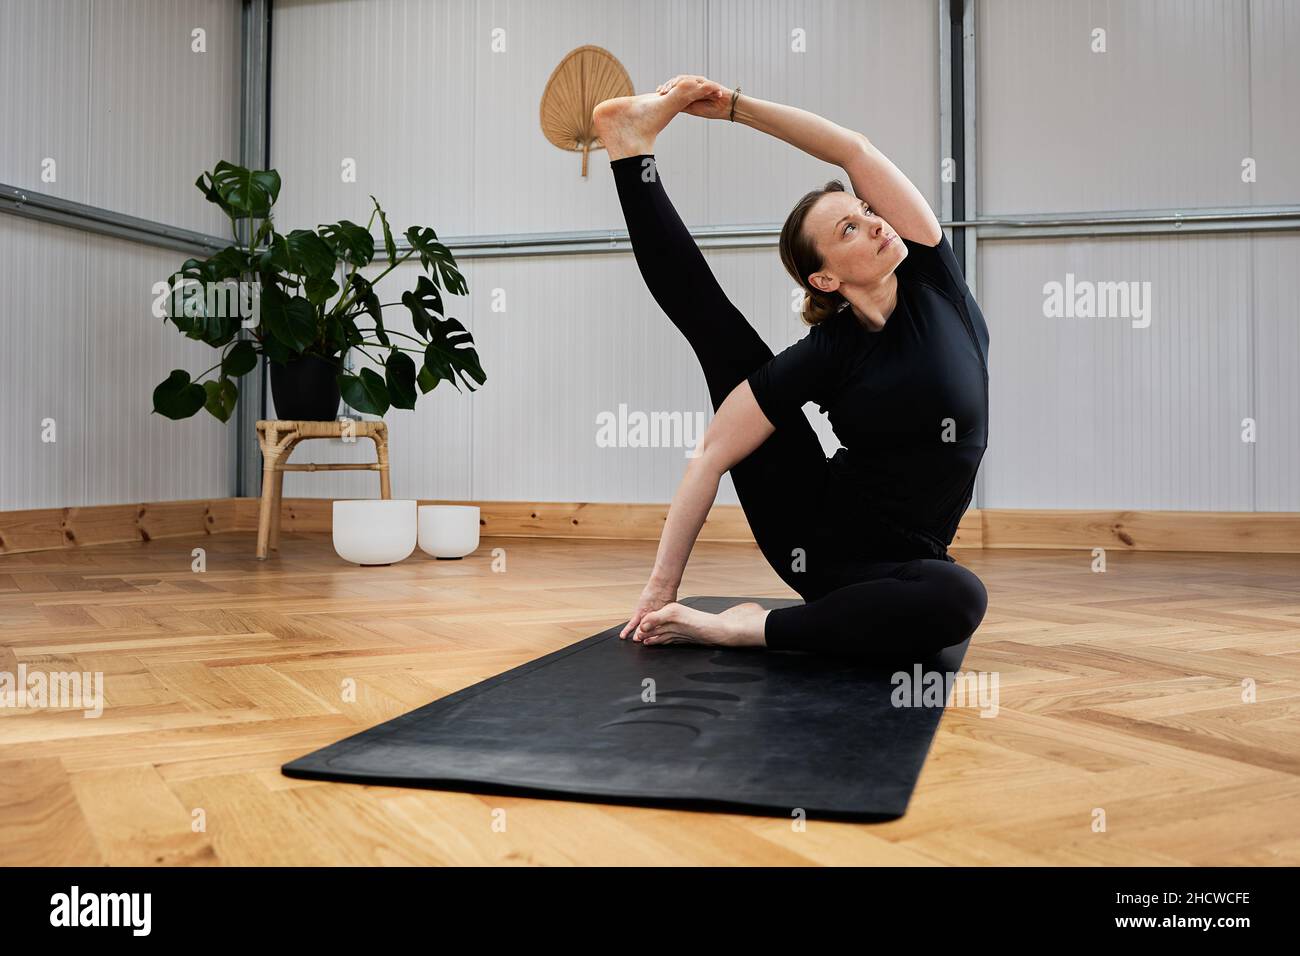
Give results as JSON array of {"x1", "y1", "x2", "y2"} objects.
[
  {"x1": 596, "y1": 88, "x2": 776, "y2": 406},
  {"x1": 604, "y1": 140, "x2": 838, "y2": 593},
  {"x1": 607, "y1": 151, "x2": 773, "y2": 408}
]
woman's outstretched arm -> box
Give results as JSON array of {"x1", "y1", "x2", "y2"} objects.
[
  {"x1": 656, "y1": 75, "x2": 942, "y2": 244},
  {"x1": 736, "y1": 92, "x2": 942, "y2": 244},
  {"x1": 620, "y1": 381, "x2": 775, "y2": 641},
  {"x1": 732, "y1": 95, "x2": 865, "y2": 168}
]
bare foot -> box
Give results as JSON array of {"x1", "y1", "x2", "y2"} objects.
[
  {"x1": 592, "y1": 78, "x2": 709, "y2": 160},
  {"x1": 635, "y1": 601, "x2": 769, "y2": 649}
]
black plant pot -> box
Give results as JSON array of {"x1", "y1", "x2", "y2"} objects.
[{"x1": 269, "y1": 354, "x2": 343, "y2": 421}]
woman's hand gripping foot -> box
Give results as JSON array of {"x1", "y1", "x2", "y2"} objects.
[{"x1": 655, "y1": 75, "x2": 734, "y2": 120}]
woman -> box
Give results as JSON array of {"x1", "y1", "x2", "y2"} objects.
[{"x1": 592, "y1": 75, "x2": 990, "y2": 662}]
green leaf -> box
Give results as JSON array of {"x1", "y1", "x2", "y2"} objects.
[
  {"x1": 203, "y1": 246, "x2": 251, "y2": 281},
  {"x1": 161, "y1": 274, "x2": 199, "y2": 334},
  {"x1": 423, "y1": 316, "x2": 486, "y2": 393},
  {"x1": 261, "y1": 285, "x2": 317, "y2": 353},
  {"x1": 319, "y1": 220, "x2": 374, "y2": 268},
  {"x1": 416, "y1": 364, "x2": 438, "y2": 394},
  {"x1": 260, "y1": 272, "x2": 299, "y2": 293},
  {"x1": 257, "y1": 233, "x2": 291, "y2": 273},
  {"x1": 203, "y1": 378, "x2": 239, "y2": 423},
  {"x1": 260, "y1": 228, "x2": 336, "y2": 280},
  {"x1": 321, "y1": 313, "x2": 357, "y2": 357},
  {"x1": 195, "y1": 172, "x2": 232, "y2": 215},
  {"x1": 371, "y1": 195, "x2": 397, "y2": 266},
  {"x1": 400, "y1": 275, "x2": 444, "y2": 338},
  {"x1": 162, "y1": 275, "x2": 241, "y2": 347},
  {"x1": 199, "y1": 161, "x2": 281, "y2": 219},
  {"x1": 338, "y1": 367, "x2": 390, "y2": 416},
  {"x1": 384, "y1": 349, "x2": 417, "y2": 410},
  {"x1": 162, "y1": 246, "x2": 251, "y2": 346},
  {"x1": 304, "y1": 273, "x2": 340, "y2": 306},
  {"x1": 288, "y1": 228, "x2": 338, "y2": 278},
  {"x1": 253, "y1": 217, "x2": 276, "y2": 247},
  {"x1": 261, "y1": 335, "x2": 293, "y2": 365},
  {"x1": 404, "y1": 226, "x2": 467, "y2": 294},
  {"x1": 346, "y1": 274, "x2": 387, "y2": 346},
  {"x1": 169, "y1": 247, "x2": 247, "y2": 290},
  {"x1": 152, "y1": 370, "x2": 207, "y2": 420},
  {"x1": 222, "y1": 340, "x2": 258, "y2": 377}
]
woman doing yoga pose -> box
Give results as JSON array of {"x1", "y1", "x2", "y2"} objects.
[{"x1": 593, "y1": 76, "x2": 990, "y2": 662}]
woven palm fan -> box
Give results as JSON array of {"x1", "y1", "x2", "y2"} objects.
[{"x1": 540, "y1": 45, "x2": 634, "y2": 178}]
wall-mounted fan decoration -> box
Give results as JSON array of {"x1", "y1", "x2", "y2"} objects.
[{"x1": 540, "y1": 44, "x2": 634, "y2": 178}]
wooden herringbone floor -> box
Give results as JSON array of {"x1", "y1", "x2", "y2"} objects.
[{"x1": 1, "y1": 532, "x2": 1297, "y2": 866}]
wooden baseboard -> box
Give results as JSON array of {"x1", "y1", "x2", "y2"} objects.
[
  {"x1": 0, "y1": 499, "x2": 242, "y2": 555},
  {"x1": 233, "y1": 499, "x2": 1300, "y2": 554},
  {"x1": 980, "y1": 508, "x2": 1300, "y2": 554},
  {"x1": 229, "y1": 497, "x2": 986, "y2": 546},
  {"x1": 231, "y1": 497, "x2": 763, "y2": 543},
  {"x1": 2, "y1": 497, "x2": 1298, "y2": 556}
]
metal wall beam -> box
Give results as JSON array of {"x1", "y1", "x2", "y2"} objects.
[
  {"x1": 938, "y1": 0, "x2": 954, "y2": 231},
  {"x1": 962, "y1": 0, "x2": 982, "y2": 511},
  {"x1": 961, "y1": 0, "x2": 978, "y2": 293},
  {"x1": 235, "y1": 0, "x2": 272, "y2": 499},
  {"x1": 953, "y1": 207, "x2": 1300, "y2": 240},
  {"x1": 8, "y1": 179, "x2": 1293, "y2": 266},
  {"x1": 380, "y1": 205, "x2": 1300, "y2": 260},
  {"x1": 948, "y1": 0, "x2": 969, "y2": 276},
  {"x1": 0, "y1": 183, "x2": 227, "y2": 255}
]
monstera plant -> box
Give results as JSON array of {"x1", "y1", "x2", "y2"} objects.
[{"x1": 152, "y1": 160, "x2": 485, "y2": 422}]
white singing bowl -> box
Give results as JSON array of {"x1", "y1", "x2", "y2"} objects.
[
  {"x1": 418, "y1": 505, "x2": 481, "y2": 559},
  {"x1": 332, "y1": 499, "x2": 417, "y2": 566}
]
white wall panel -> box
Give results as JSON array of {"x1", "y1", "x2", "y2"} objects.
[
  {"x1": 978, "y1": 234, "x2": 1255, "y2": 510},
  {"x1": 272, "y1": 0, "x2": 710, "y2": 236},
  {"x1": 467, "y1": 251, "x2": 709, "y2": 503},
  {"x1": 273, "y1": 0, "x2": 938, "y2": 235},
  {"x1": 978, "y1": 0, "x2": 1258, "y2": 215},
  {"x1": 1252, "y1": 233, "x2": 1300, "y2": 510},
  {"x1": 84, "y1": 232, "x2": 232, "y2": 505},
  {"x1": 1249, "y1": 0, "x2": 1300, "y2": 208},
  {"x1": 0, "y1": 0, "x2": 239, "y2": 513},
  {"x1": 0, "y1": 0, "x2": 92, "y2": 202},
  {"x1": 0, "y1": 0, "x2": 240, "y2": 234},
  {"x1": 0, "y1": 217, "x2": 229, "y2": 510},
  {"x1": 472, "y1": 0, "x2": 711, "y2": 234},
  {"x1": 271, "y1": 0, "x2": 480, "y2": 235},
  {"x1": 0, "y1": 217, "x2": 89, "y2": 510},
  {"x1": 88, "y1": 0, "x2": 241, "y2": 234},
  {"x1": 707, "y1": 0, "x2": 941, "y2": 224}
]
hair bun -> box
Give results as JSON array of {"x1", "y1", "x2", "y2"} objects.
[{"x1": 802, "y1": 288, "x2": 843, "y2": 326}]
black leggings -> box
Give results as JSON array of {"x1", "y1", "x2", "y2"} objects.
[{"x1": 611, "y1": 154, "x2": 988, "y2": 664}]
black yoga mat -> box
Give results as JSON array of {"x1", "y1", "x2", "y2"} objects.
[{"x1": 282, "y1": 596, "x2": 972, "y2": 820}]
